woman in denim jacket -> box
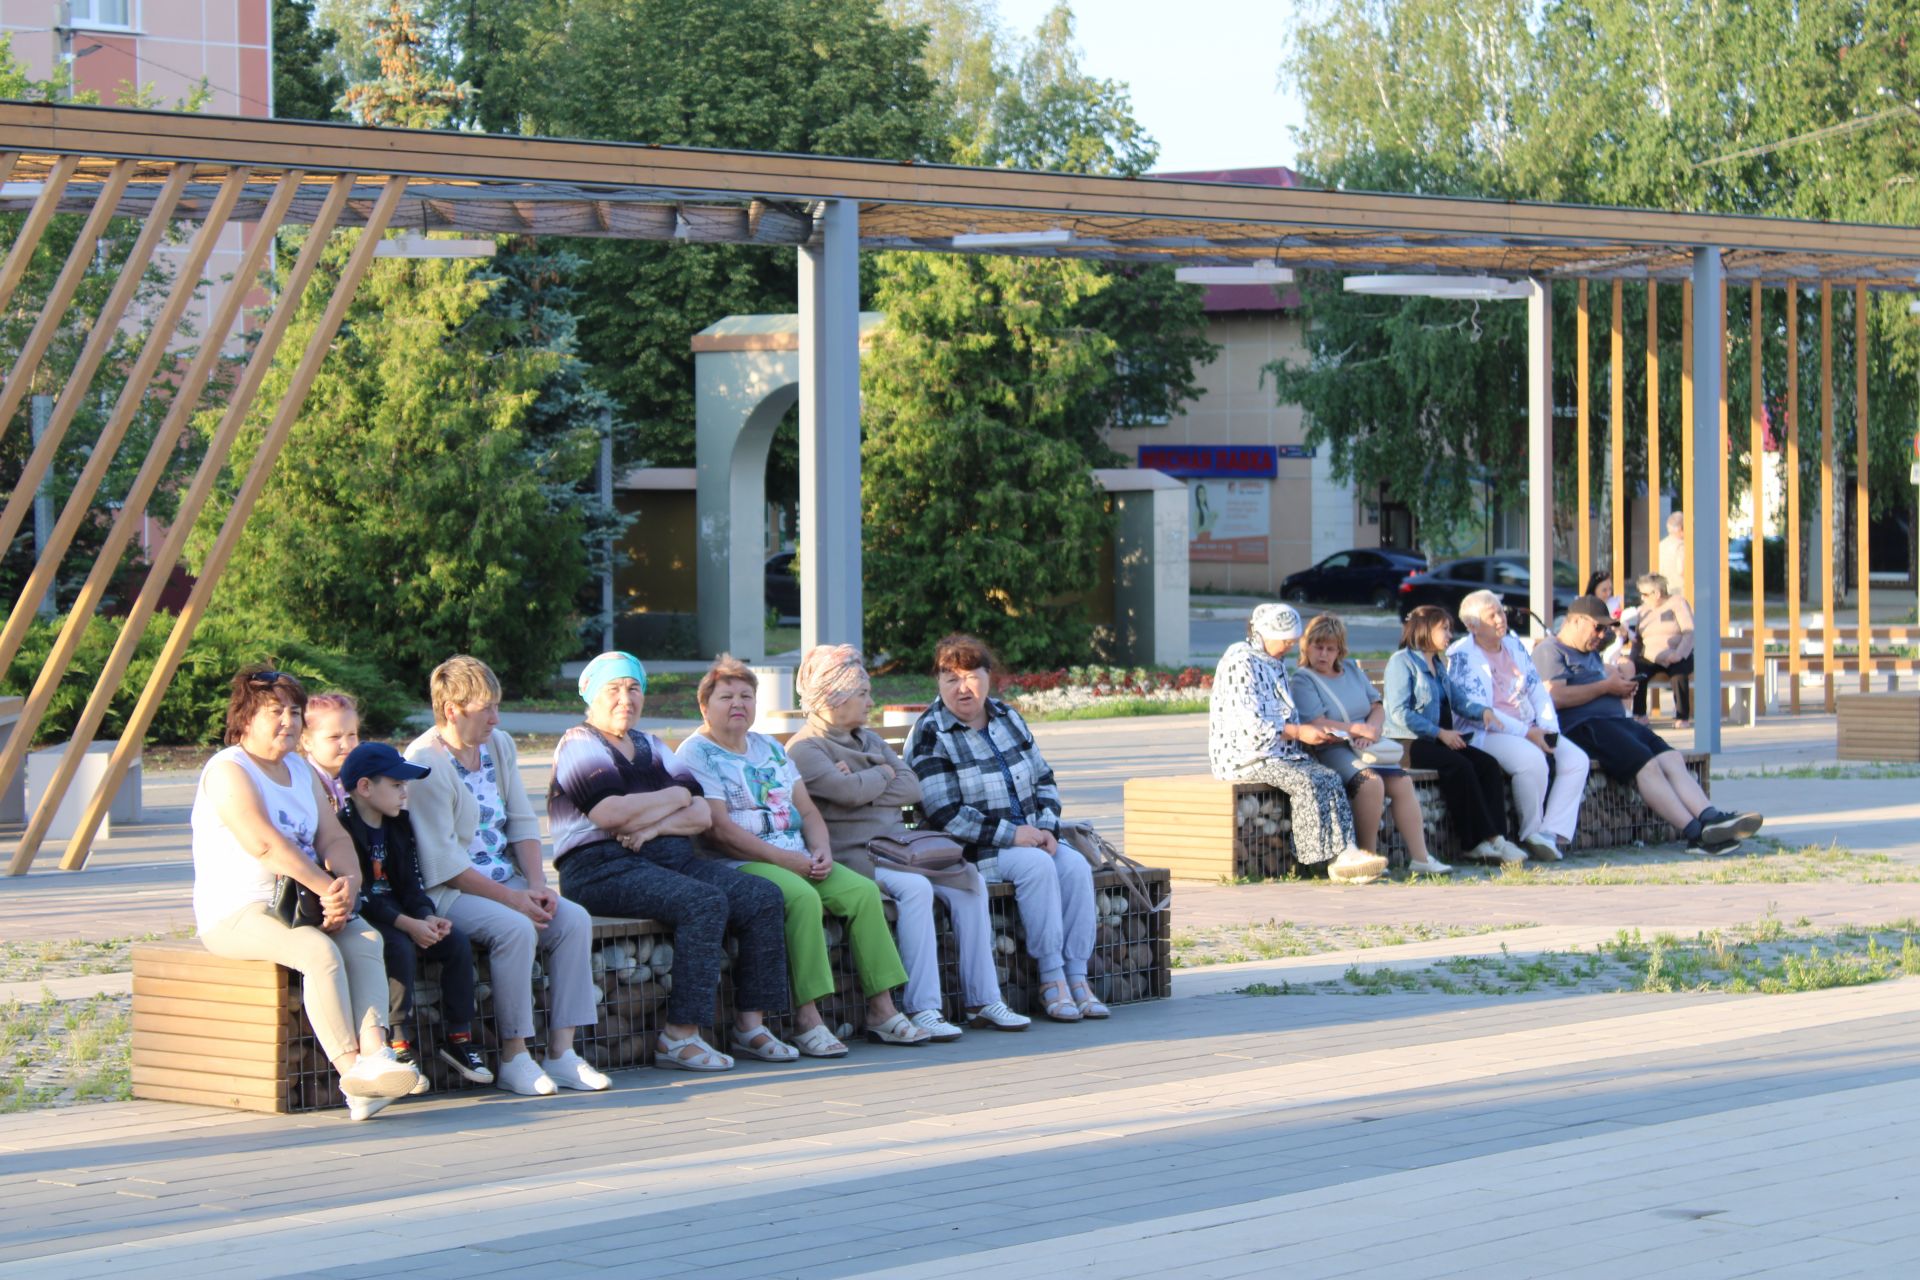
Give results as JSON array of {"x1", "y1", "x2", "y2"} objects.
[
  {"x1": 1445, "y1": 589, "x2": 1590, "y2": 861},
  {"x1": 1384, "y1": 606, "x2": 1525, "y2": 864}
]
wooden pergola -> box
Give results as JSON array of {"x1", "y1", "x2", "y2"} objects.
[{"x1": 3, "y1": 101, "x2": 1917, "y2": 874}]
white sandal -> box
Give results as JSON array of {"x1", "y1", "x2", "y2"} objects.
[
  {"x1": 730, "y1": 1024, "x2": 799, "y2": 1062},
  {"x1": 1069, "y1": 979, "x2": 1110, "y2": 1020},
  {"x1": 792, "y1": 1023, "x2": 849, "y2": 1058},
  {"x1": 1040, "y1": 979, "x2": 1082, "y2": 1022},
  {"x1": 864, "y1": 1012, "x2": 933, "y2": 1045},
  {"x1": 655, "y1": 1029, "x2": 733, "y2": 1072}
]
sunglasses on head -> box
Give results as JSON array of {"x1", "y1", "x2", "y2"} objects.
[{"x1": 247, "y1": 669, "x2": 289, "y2": 686}]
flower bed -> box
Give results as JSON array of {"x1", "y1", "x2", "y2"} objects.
[{"x1": 1006, "y1": 665, "x2": 1213, "y2": 717}]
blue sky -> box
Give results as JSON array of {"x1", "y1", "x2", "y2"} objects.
[{"x1": 994, "y1": 0, "x2": 1307, "y2": 172}]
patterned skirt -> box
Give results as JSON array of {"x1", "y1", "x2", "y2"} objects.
[{"x1": 1235, "y1": 755, "x2": 1357, "y2": 867}]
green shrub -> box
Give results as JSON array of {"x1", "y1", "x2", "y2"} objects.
[{"x1": 2, "y1": 613, "x2": 415, "y2": 747}]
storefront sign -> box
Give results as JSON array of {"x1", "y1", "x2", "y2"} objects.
[
  {"x1": 1189, "y1": 479, "x2": 1269, "y2": 563},
  {"x1": 1140, "y1": 445, "x2": 1278, "y2": 478}
]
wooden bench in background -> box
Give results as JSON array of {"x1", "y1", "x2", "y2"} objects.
[
  {"x1": 1836, "y1": 693, "x2": 1920, "y2": 762},
  {"x1": 1125, "y1": 752, "x2": 1712, "y2": 882},
  {"x1": 132, "y1": 866, "x2": 1171, "y2": 1114}
]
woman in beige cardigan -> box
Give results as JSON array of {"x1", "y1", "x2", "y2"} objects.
[
  {"x1": 1631, "y1": 574, "x2": 1696, "y2": 726},
  {"x1": 786, "y1": 645, "x2": 1029, "y2": 1040},
  {"x1": 403, "y1": 655, "x2": 606, "y2": 1098}
]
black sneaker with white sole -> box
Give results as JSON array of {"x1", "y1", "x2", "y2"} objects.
[
  {"x1": 438, "y1": 1042, "x2": 495, "y2": 1084},
  {"x1": 1700, "y1": 808, "x2": 1764, "y2": 845},
  {"x1": 1687, "y1": 834, "x2": 1743, "y2": 857}
]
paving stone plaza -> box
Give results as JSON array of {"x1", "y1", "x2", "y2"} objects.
[{"x1": 4, "y1": 712, "x2": 1919, "y2": 1278}]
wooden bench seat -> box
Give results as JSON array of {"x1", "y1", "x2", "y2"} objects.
[
  {"x1": 1126, "y1": 753, "x2": 1711, "y2": 882},
  {"x1": 132, "y1": 866, "x2": 1171, "y2": 1114},
  {"x1": 1836, "y1": 693, "x2": 1920, "y2": 762}
]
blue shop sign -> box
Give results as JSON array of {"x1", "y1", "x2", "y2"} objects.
[{"x1": 1139, "y1": 444, "x2": 1298, "y2": 478}]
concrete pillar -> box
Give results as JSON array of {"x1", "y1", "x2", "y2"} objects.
[
  {"x1": 695, "y1": 354, "x2": 796, "y2": 661},
  {"x1": 798, "y1": 199, "x2": 863, "y2": 655},
  {"x1": 1527, "y1": 278, "x2": 1556, "y2": 637},
  {"x1": 1691, "y1": 249, "x2": 1724, "y2": 754},
  {"x1": 1099, "y1": 469, "x2": 1191, "y2": 666}
]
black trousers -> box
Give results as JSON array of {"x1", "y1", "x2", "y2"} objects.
[
  {"x1": 1632, "y1": 654, "x2": 1693, "y2": 720},
  {"x1": 1405, "y1": 736, "x2": 1508, "y2": 849},
  {"x1": 374, "y1": 915, "x2": 478, "y2": 1034},
  {"x1": 559, "y1": 836, "x2": 791, "y2": 1027}
]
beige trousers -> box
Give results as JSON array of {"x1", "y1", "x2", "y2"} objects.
[{"x1": 200, "y1": 903, "x2": 388, "y2": 1063}]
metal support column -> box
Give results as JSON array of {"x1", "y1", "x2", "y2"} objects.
[
  {"x1": 797, "y1": 198, "x2": 863, "y2": 655},
  {"x1": 1527, "y1": 277, "x2": 1555, "y2": 635},
  {"x1": 1691, "y1": 249, "x2": 1725, "y2": 755}
]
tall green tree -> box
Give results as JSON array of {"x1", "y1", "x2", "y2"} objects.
[{"x1": 271, "y1": 0, "x2": 348, "y2": 121}]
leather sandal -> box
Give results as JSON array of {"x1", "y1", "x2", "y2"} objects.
[
  {"x1": 864, "y1": 1012, "x2": 933, "y2": 1045},
  {"x1": 1069, "y1": 979, "x2": 1110, "y2": 1019},
  {"x1": 1040, "y1": 979, "x2": 1082, "y2": 1022},
  {"x1": 729, "y1": 1024, "x2": 799, "y2": 1062},
  {"x1": 655, "y1": 1030, "x2": 733, "y2": 1072},
  {"x1": 792, "y1": 1023, "x2": 849, "y2": 1057}
]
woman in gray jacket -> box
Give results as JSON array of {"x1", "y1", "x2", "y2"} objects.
[
  {"x1": 403, "y1": 654, "x2": 606, "y2": 1098},
  {"x1": 786, "y1": 645, "x2": 1029, "y2": 1040}
]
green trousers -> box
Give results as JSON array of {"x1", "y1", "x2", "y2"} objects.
[{"x1": 738, "y1": 861, "x2": 909, "y2": 1007}]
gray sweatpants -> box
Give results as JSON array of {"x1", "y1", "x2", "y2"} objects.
[{"x1": 443, "y1": 875, "x2": 597, "y2": 1042}]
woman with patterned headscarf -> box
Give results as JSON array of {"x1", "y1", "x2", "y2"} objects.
[
  {"x1": 787, "y1": 645, "x2": 1030, "y2": 1041},
  {"x1": 1208, "y1": 603, "x2": 1388, "y2": 883}
]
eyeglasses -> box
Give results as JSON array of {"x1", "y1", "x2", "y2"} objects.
[{"x1": 247, "y1": 669, "x2": 288, "y2": 686}]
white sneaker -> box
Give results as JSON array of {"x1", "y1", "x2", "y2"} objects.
[
  {"x1": 1519, "y1": 832, "x2": 1563, "y2": 862},
  {"x1": 968, "y1": 1000, "x2": 1031, "y2": 1031},
  {"x1": 1406, "y1": 856, "x2": 1453, "y2": 875},
  {"x1": 1471, "y1": 838, "x2": 1525, "y2": 864},
  {"x1": 541, "y1": 1050, "x2": 611, "y2": 1092},
  {"x1": 345, "y1": 1092, "x2": 395, "y2": 1121},
  {"x1": 1328, "y1": 846, "x2": 1388, "y2": 884},
  {"x1": 909, "y1": 1009, "x2": 964, "y2": 1041},
  {"x1": 339, "y1": 1047, "x2": 421, "y2": 1099},
  {"x1": 497, "y1": 1050, "x2": 558, "y2": 1096}
]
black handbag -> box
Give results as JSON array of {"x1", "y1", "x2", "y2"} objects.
[{"x1": 269, "y1": 874, "x2": 326, "y2": 929}]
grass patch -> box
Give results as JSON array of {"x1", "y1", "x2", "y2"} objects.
[
  {"x1": 1379, "y1": 839, "x2": 1918, "y2": 887},
  {"x1": 1173, "y1": 920, "x2": 1533, "y2": 968},
  {"x1": 0, "y1": 929, "x2": 192, "y2": 984},
  {"x1": 1239, "y1": 918, "x2": 1920, "y2": 999},
  {"x1": 0, "y1": 991, "x2": 131, "y2": 1112},
  {"x1": 1724, "y1": 762, "x2": 1920, "y2": 781}
]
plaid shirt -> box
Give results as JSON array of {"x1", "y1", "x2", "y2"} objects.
[{"x1": 907, "y1": 698, "x2": 1061, "y2": 857}]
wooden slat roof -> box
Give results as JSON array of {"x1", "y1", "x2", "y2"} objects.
[{"x1": 4, "y1": 101, "x2": 1919, "y2": 286}]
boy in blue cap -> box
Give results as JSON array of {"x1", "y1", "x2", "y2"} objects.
[{"x1": 338, "y1": 741, "x2": 493, "y2": 1096}]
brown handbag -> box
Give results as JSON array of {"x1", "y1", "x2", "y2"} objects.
[
  {"x1": 867, "y1": 826, "x2": 967, "y2": 873},
  {"x1": 1060, "y1": 820, "x2": 1170, "y2": 914}
]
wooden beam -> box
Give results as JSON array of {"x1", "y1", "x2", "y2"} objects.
[
  {"x1": 0, "y1": 159, "x2": 135, "y2": 449},
  {"x1": 1749, "y1": 281, "x2": 1765, "y2": 701},
  {"x1": 1855, "y1": 280, "x2": 1870, "y2": 686},
  {"x1": 1610, "y1": 278, "x2": 1625, "y2": 578},
  {"x1": 1682, "y1": 280, "x2": 1695, "y2": 602},
  {"x1": 50, "y1": 175, "x2": 410, "y2": 873},
  {"x1": 3, "y1": 173, "x2": 353, "y2": 877},
  {"x1": 0, "y1": 164, "x2": 193, "y2": 568},
  {"x1": 1578, "y1": 279, "x2": 1592, "y2": 588},
  {"x1": 0, "y1": 171, "x2": 259, "y2": 802},
  {"x1": 1646, "y1": 281, "x2": 1661, "y2": 571},
  {"x1": 0, "y1": 154, "x2": 79, "y2": 317},
  {"x1": 0, "y1": 167, "x2": 244, "y2": 676},
  {"x1": 1786, "y1": 285, "x2": 1801, "y2": 713},
  {"x1": 1822, "y1": 282, "x2": 1836, "y2": 712}
]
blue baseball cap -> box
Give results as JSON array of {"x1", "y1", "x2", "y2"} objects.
[{"x1": 340, "y1": 742, "x2": 431, "y2": 793}]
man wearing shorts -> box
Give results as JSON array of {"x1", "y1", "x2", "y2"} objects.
[{"x1": 1533, "y1": 597, "x2": 1762, "y2": 855}]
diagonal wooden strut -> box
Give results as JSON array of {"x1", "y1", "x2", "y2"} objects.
[
  {"x1": 0, "y1": 154, "x2": 80, "y2": 318},
  {"x1": 0, "y1": 170, "x2": 263, "y2": 805},
  {"x1": 0, "y1": 164, "x2": 194, "y2": 566},
  {"x1": 2, "y1": 173, "x2": 357, "y2": 877},
  {"x1": 37, "y1": 175, "x2": 409, "y2": 875},
  {"x1": 0, "y1": 159, "x2": 134, "y2": 449}
]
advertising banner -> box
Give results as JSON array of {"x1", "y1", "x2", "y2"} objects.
[{"x1": 1189, "y1": 479, "x2": 1269, "y2": 563}]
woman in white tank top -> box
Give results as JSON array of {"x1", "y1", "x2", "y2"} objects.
[{"x1": 191, "y1": 666, "x2": 420, "y2": 1118}]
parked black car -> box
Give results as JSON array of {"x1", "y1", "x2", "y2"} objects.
[
  {"x1": 1396, "y1": 556, "x2": 1579, "y2": 632},
  {"x1": 1281, "y1": 548, "x2": 1429, "y2": 610},
  {"x1": 766, "y1": 551, "x2": 800, "y2": 618}
]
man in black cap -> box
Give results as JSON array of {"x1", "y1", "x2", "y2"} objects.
[{"x1": 1533, "y1": 597, "x2": 1761, "y2": 855}]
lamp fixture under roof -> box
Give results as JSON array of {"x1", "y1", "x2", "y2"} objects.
[{"x1": 1343, "y1": 274, "x2": 1532, "y2": 301}]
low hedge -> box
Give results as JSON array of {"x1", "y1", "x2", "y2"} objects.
[{"x1": 1, "y1": 612, "x2": 414, "y2": 747}]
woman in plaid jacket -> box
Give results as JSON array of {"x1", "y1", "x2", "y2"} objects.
[{"x1": 907, "y1": 634, "x2": 1106, "y2": 1023}]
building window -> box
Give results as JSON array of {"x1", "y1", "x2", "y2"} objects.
[{"x1": 68, "y1": 1, "x2": 134, "y2": 30}]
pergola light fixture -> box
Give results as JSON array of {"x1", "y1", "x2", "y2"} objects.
[
  {"x1": 950, "y1": 227, "x2": 1073, "y2": 249},
  {"x1": 1343, "y1": 273, "x2": 1532, "y2": 301},
  {"x1": 1174, "y1": 263, "x2": 1294, "y2": 285},
  {"x1": 373, "y1": 233, "x2": 497, "y2": 259},
  {"x1": 0, "y1": 182, "x2": 46, "y2": 198}
]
